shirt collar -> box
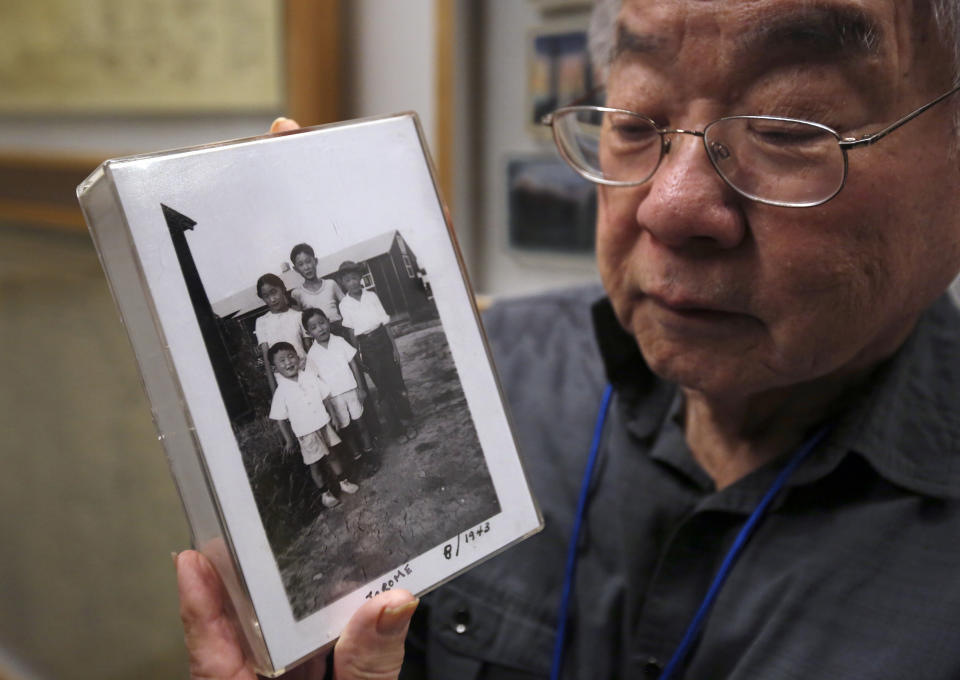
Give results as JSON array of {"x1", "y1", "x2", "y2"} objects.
[
  {"x1": 590, "y1": 294, "x2": 960, "y2": 500},
  {"x1": 276, "y1": 371, "x2": 305, "y2": 386},
  {"x1": 828, "y1": 294, "x2": 960, "y2": 499}
]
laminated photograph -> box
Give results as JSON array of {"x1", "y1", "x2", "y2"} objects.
[{"x1": 76, "y1": 113, "x2": 543, "y2": 676}]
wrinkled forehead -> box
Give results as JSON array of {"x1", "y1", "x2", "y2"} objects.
[{"x1": 612, "y1": 0, "x2": 939, "y2": 90}]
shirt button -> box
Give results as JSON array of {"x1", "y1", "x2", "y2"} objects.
[
  {"x1": 452, "y1": 607, "x2": 470, "y2": 635},
  {"x1": 643, "y1": 657, "x2": 663, "y2": 679}
]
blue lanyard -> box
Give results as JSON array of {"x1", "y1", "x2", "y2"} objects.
[{"x1": 549, "y1": 384, "x2": 832, "y2": 680}]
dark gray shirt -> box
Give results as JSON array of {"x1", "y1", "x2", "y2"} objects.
[{"x1": 401, "y1": 286, "x2": 960, "y2": 680}]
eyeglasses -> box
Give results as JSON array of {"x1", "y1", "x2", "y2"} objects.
[{"x1": 542, "y1": 85, "x2": 960, "y2": 208}]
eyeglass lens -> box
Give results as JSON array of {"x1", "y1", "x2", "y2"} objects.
[{"x1": 554, "y1": 108, "x2": 848, "y2": 207}]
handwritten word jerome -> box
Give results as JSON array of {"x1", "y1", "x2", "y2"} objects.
[{"x1": 364, "y1": 563, "x2": 413, "y2": 599}]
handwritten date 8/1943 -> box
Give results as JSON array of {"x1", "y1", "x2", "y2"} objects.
[{"x1": 442, "y1": 521, "x2": 492, "y2": 560}]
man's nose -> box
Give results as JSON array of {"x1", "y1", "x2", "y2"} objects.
[{"x1": 634, "y1": 131, "x2": 746, "y2": 250}]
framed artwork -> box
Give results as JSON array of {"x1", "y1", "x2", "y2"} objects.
[
  {"x1": 0, "y1": 0, "x2": 282, "y2": 114},
  {"x1": 0, "y1": 0, "x2": 341, "y2": 232},
  {"x1": 527, "y1": 18, "x2": 602, "y2": 136},
  {"x1": 506, "y1": 152, "x2": 596, "y2": 254}
]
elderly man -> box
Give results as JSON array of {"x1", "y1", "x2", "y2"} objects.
[{"x1": 177, "y1": 0, "x2": 960, "y2": 678}]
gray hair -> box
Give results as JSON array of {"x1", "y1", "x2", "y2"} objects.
[
  {"x1": 589, "y1": 0, "x2": 960, "y2": 87},
  {"x1": 587, "y1": 0, "x2": 620, "y2": 82},
  {"x1": 932, "y1": 0, "x2": 960, "y2": 86}
]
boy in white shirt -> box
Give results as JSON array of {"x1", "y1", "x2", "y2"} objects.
[
  {"x1": 337, "y1": 261, "x2": 416, "y2": 441},
  {"x1": 267, "y1": 341, "x2": 359, "y2": 508},
  {"x1": 302, "y1": 308, "x2": 376, "y2": 470}
]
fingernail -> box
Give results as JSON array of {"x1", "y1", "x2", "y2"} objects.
[
  {"x1": 171, "y1": 551, "x2": 179, "y2": 568},
  {"x1": 377, "y1": 599, "x2": 419, "y2": 635},
  {"x1": 271, "y1": 116, "x2": 289, "y2": 128}
]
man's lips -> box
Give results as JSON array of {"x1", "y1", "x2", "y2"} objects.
[
  {"x1": 636, "y1": 292, "x2": 759, "y2": 337},
  {"x1": 643, "y1": 291, "x2": 741, "y2": 317}
]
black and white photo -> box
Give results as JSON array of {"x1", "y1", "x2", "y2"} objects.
[
  {"x1": 78, "y1": 114, "x2": 542, "y2": 673},
  {"x1": 184, "y1": 226, "x2": 499, "y2": 619}
]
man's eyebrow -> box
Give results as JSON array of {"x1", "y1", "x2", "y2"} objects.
[
  {"x1": 737, "y1": 5, "x2": 883, "y2": 58},
  {"x1": 612, "y1": 23, "x2": 667, "y2": 59}
]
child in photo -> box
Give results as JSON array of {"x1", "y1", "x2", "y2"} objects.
[
  {"x1": 290, "y1": 245, "x2": 383, "y2": 435},
  {"x1": 337, "y1": 260, "x2": 417, "y2": 440},
  {"x1": 302, "y1": 308, "x2": 376, "y2": 470},
  {"x1": 289, "y1": 243, "x2": 347, "y2": 337},
  {"x1": 267, "y1": 342, "x2": 359, "y2": 509},
  {"x1": 254, "y1": 273, "x2": 307, "y2": 392}
]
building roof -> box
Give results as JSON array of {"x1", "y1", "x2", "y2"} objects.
[
  {"x1": 314, "y1": 230, "x2": 399, "y2": 279},
  {"x1": 211, "y1": 230, "x2": 401, "y2": 318}
]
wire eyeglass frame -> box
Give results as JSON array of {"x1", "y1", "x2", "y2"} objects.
[{"x1": 542, "y1": 84, "x2": 960, "y2": 208}]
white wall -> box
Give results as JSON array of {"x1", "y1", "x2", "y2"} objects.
[{"x1": 344, "y1": 0, "x2": 435, "y2": 148}]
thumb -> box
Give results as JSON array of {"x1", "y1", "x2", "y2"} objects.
[
  {"x1": 333, "y1": 590, "x2": 418, "y2": 680},
  {"x1": 176, "y1": 550, "x2": 257, "y2": 680},
  {"x1": 270, "y1": 116, "x2": 302, "y2": 133}
]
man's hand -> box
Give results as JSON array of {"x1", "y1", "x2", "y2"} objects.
[
  {"x1": 271, "y1": 117, "x2": 302, "y2": 134},
  {"x1": 176, "y1": 550, "x2": 417, "y2": 680}
]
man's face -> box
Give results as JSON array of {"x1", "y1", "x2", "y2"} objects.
[{"x1": 598, "y1": 0, "x2": 960, "y2": 399}]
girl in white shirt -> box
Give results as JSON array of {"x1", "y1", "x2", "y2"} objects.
[{"x1": 253, "y1": 273, "x2": 307, "y2": 392}]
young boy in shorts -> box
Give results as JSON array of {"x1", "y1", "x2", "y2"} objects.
[
  {"x1": 302, "y1": 308, "x2": 377, "y2": 471},
  {"x1": 267, "y1": 341, "x2": 359, "y2": 508}
]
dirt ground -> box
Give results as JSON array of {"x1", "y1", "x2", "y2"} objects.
[{"x1": 234, "y1": 318, "x2": 501, "y2": 619}]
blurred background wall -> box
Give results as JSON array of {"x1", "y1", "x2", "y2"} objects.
[{"x1": 0, "y1": 2, "x2": 597, "y2": 678}]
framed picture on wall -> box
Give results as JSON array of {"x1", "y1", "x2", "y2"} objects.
[
  {"x1": 0, "y1": 1, "x2": 341, "y2": 233},
  {"x1": 506, "y1": 152, "x2": 596, "y2": 253},
  {"x1": 527, "y1": 18, "x2": 602, "y2": 137}
]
